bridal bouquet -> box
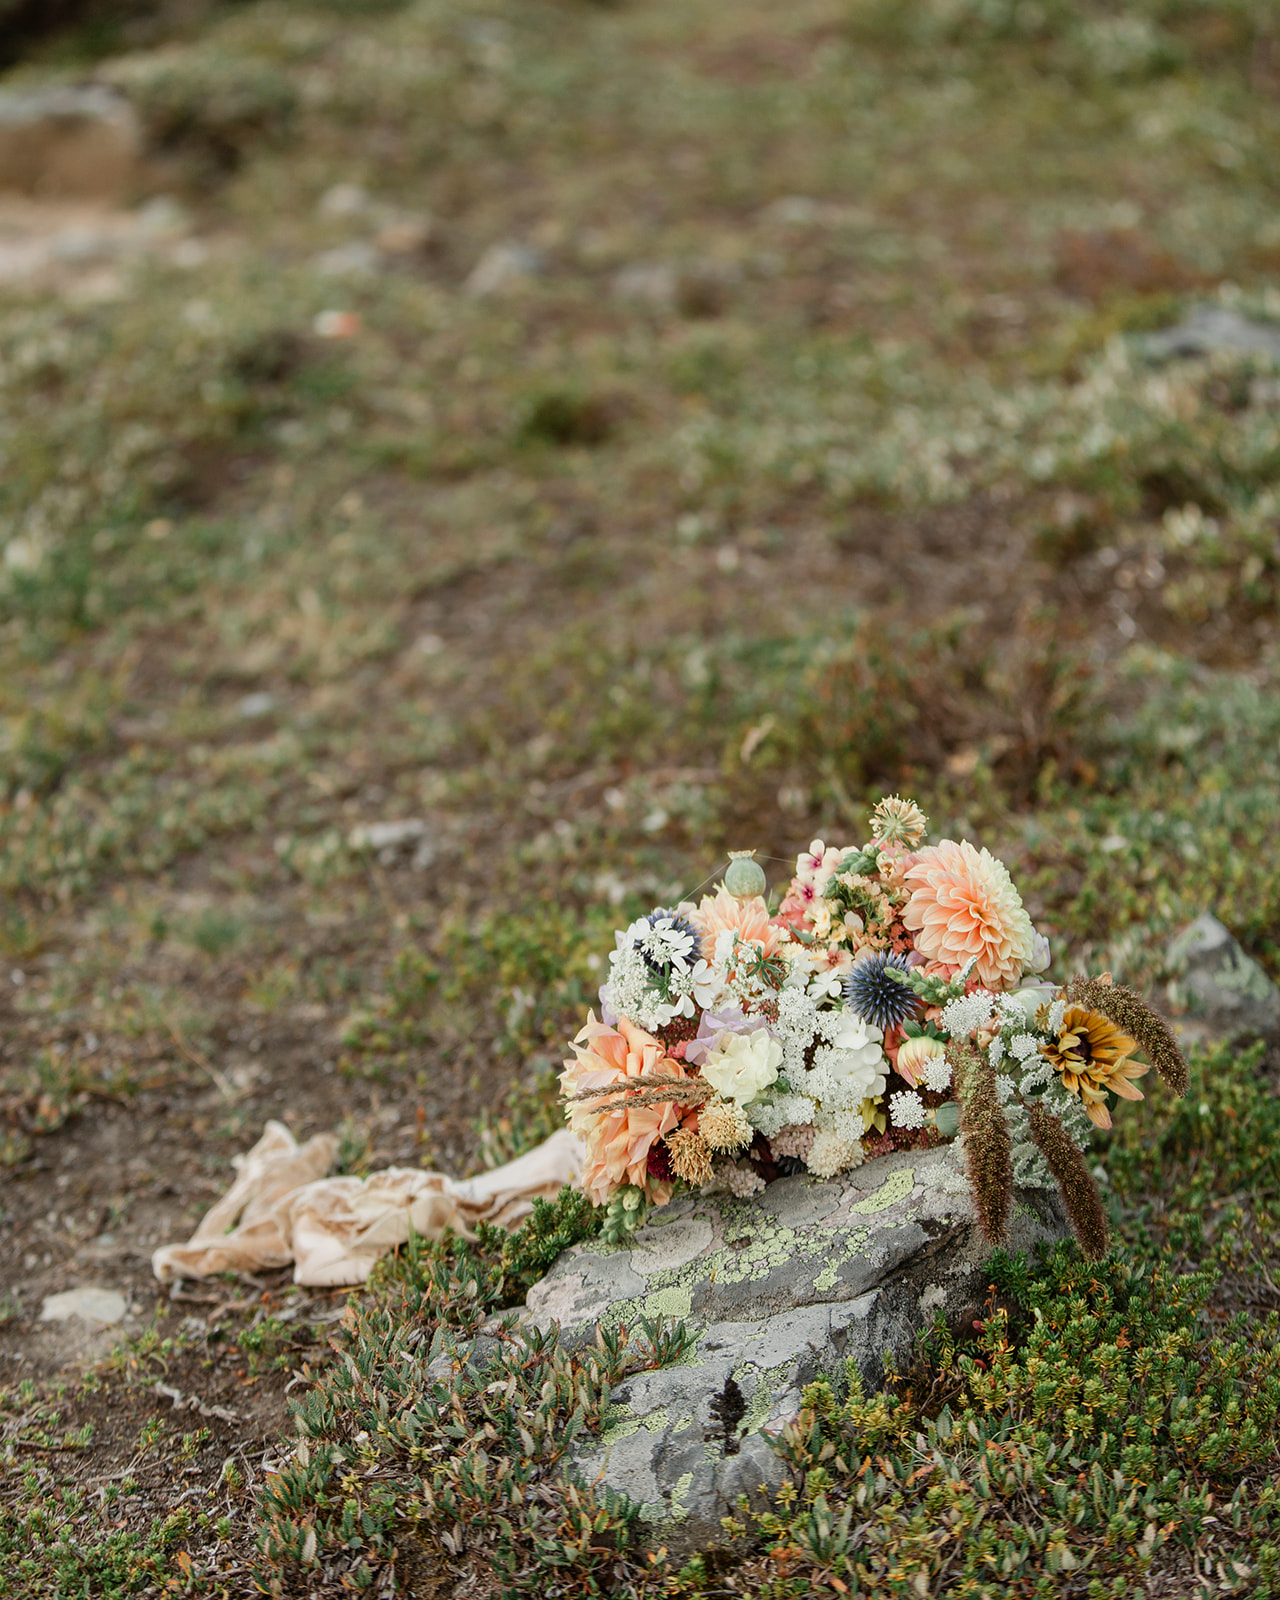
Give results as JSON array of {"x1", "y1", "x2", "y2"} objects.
[{"x1": 560, "y1": 797, "x2": 1188, "y2": 1258}]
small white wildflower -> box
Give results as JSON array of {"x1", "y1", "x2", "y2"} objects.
[
  {"x1": 747, "y1": 1093, "x2": 816, "y2": 1137},
  {"x1": 1047, "y1": 998, "x2": 1066, "y2": 1034},
  {"x1": 921, "y1": 1053, "x2": 952, "y2": 1093},
  {"x1": 691, "y1": 959, "x2": 725, "y2": 1009},
  {"x1": 1009, "y1": 1032, "x2": 1041, "y2": 1063},
  {"x1": 889, "y1": 1090, "x2": 926, "y2": 1130},
  {"x1": 988, "y1": 1035, "x2": 1006, "y2": 1068},
  {"x1": 808, "y1": 966, "x2": 846, "y2": 1001},
  {"x1": 639, "y1": 915, "x2": 698, "y2": 973},
  {"x1": 939, "y1": 989, "x2": 996, "y2": 1039},
  {"x1": 1018, "y1": 1057, "x2": 1053, "y2": 1093}
]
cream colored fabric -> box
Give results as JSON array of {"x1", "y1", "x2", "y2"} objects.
[{"x1": 152, "y1": 1122, "x2": 586, "y2": 1288}]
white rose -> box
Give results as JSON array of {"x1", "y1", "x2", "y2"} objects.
[{"x1": 701, "y1": 1028, "x2": 783, "y2": 1106}]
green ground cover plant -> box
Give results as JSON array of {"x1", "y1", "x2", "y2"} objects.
[{"x1": 1, "y1": 0, "x2": 1278, "y2": 1590}]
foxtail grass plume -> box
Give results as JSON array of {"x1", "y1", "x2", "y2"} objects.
[
  {"x1": 1027, "y1": 1101, "x2": 1110, "y2": 1259},
  {"x1": 948, "y1": 1039, "x2": 1013, "y2": 1246},
  {"x1": 1064, "y1": 977, "x2": 1189, "y2": 1098}
]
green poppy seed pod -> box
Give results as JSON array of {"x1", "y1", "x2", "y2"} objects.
[
  {"x1": 724, "y1": 851, "x2": 766, "y2": 900},
  {"x1": 933, "y1": 1100, "x2": 960, "y2": 1139}
]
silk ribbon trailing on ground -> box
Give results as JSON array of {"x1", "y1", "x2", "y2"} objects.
[{"x1": 151, "y1": 1122, "x2": 586, "y2": 1288}]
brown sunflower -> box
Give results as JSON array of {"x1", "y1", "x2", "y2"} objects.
[{"x1": 1040, "y1": 1006, "x2": 1148, "y2": 1130}]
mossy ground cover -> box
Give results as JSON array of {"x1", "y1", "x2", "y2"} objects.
[{"x1": 0, "y1": 0, "x2": 1278, "y2": 1592}]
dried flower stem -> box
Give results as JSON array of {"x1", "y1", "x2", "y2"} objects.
[{"x1": 565, "y1": 1072, "x2": 712, "y2": 1108}]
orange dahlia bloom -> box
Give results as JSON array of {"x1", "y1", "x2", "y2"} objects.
[
  {"x1": 903, "y1": 839, "x2": 1035, "y2": 990},
  {"x1": 689, "y1": 889, "x2": 787, "y2": 960},
  {"x1": 560, "y1": 1014, "x2": 687, "y2": 1206}
]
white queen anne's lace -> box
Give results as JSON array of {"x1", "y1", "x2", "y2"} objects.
[
  {"x1": 940, "y1": 989, "x2": 998, "y2": 1039},
  {"x1": 890, "y1": 1090, "x2": 926, "y2": 1129}
]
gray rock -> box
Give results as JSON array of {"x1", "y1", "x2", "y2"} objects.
[
  {"x1": 310, "y1": 240, "x2": 382, "y2": 279},
  {"x1": 1141, "y1": 305, "x2": 1280, "y2": 363},
  {"x1": 40, "y1": 1285, "x2": 127, "y2": 1325},
  {"x1": 347, "y1": 817, "x2": 434, "y2": 869},
  {"x1": 0, "y1": 87, "x2": 141, "y2": 200},
  {"x1": 347, "y1": 818, "x2": 428, "y2": 854},
  {"x1": 463, "y1": 242, "x2": 544, "y2": 298},
  {"x1": 1164, "y1": 914, "x2": 1280, "y2": 1046},
  {"x1": 526, "y1": 1146, "x2": 1067, "y2": 1555},
  {"x1": 317, "y1": 183, "x2": 372, "y2": 218},
  {"x1": 235, "y1": 691, "x2": 277, "y2": 720},
  {"x1": 612, "y1": 262, "x2": 678, "y2": 310}
]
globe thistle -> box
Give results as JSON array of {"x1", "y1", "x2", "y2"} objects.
[
  {"x1": 698, "y1": 1096, "x2": 753, "y2": 1153},
  {"x1": 843, "y1": 950, "x2": 922, "y2": 1032},
  {"x1": 665, "y1": 1127, "x2": 714, "y2": 1186},
  {"x1": 869, "y1": 795, "x2": 928, "y2": 847}
]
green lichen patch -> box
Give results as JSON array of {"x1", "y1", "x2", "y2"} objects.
[
  {"x1": 849, "y1": 1167, "x2": 916, "y2": 1215},
  {"x1": 599, "y1": 1403, "x2": 670, "y2": 1446}
]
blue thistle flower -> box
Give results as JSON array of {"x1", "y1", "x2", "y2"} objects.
[{"x1": 843, "y1": 951, "x2": 922, "y2": 1032}]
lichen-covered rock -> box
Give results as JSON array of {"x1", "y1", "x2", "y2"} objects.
[
  {"x1": 1164, "y1": 914, "x2": 1280, "y2": 1049},
  {"x1": 526, "y1": 1144, "x2": 1068, "y2": 1555}
]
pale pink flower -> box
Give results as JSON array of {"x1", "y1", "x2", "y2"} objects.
[
  {"x1": 796, "y1": 839, "x2": 842, "y2": 890},
  {"x1": 560, "y1": 1014, "x2": 687, "y2": 1206},
  {"x1": 903, "y1": 840, "x2": 1035, "y2": 990}
]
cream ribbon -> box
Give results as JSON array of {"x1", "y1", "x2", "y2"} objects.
[{"x1": 151, "y1": 1121, "x2": 586, "y2": 1288}]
